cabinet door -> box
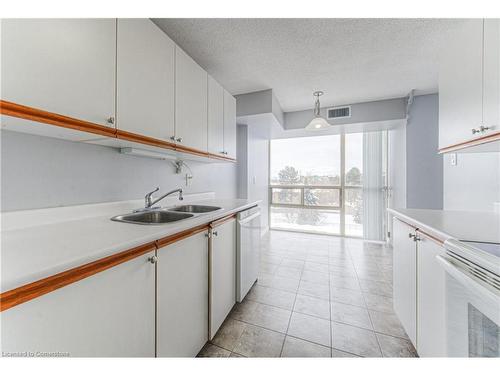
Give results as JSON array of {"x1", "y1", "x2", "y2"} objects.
[
  {"x1": 157, "y1": 231, "x2": 209, "y2": 357},
  {"x1": 439, "y1": 19, "x2": 483, "y2": 149},
  {"x1": 116, "y1": 19, "x2": 175, "y2": 141},
  {"x1": 223, "y1": 90, "x2": 237, "y2": 159},
  {"x1": 392, "y1": 217, "x2": 417, "y2": 345},
  {"x1": 417, "y1": 233, "x2": 446, "y2": 357},
  {"x1": 207, "y1": 75, "x2": 225, "y2": 155},
  {"x1": 175, "y1": 47, "x2": 208, "y2": 151},
  {"x1": 1, "y1": 19, "x2": 116, "y2": 127},
  {"x1": 209, "y1": 219, "x2": 236, "y2": 339},
  {"x1": 483, "y1": 19, "x2": 500, "y2": 132},
  {"x1": 1, "y1": 251, "x2": 156, "y2": 357}
]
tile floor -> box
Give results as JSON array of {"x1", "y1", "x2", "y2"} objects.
[{"x1": 198, "y1": 230, "x2": 418, "y2": 358}]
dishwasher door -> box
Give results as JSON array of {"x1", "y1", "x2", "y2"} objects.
[{"x1": 236, "y1": 206, "x2": 261, "y2": 302}]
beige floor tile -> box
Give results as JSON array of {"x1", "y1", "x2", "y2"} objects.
[
  {"x1": 369, "y1": 310, "x2": 408, "y2": 338},
  {"x1": 358, "y1": 279, "x2": 392, "y2": 297},
  {"x1": 265, "y1": 275, "x2": 300, "y2": 292},
  {"x1": 260, "y1": 254, "x2": 283, "y2": 265},
  {"x1": 298, "y1": 279, "x2": 330, "y2": 300},
  {"x1": 239, "y1": 302, "x2": 292, "y2": 333},
  {"x1": 281, "y1": 258, "x2": 305, "y2": 270},
  {"x1": 293, "y1": 293, "x2": 330, "y2": 320},
  {"x1": 211, "y1": 318, "x2": 247, "y2": 351},
  {"x1": 230, "y1": 299, "x2": 259, "y2": 321},
  {"x1": 260, "y1": 262, "x2": 278, "y2": 275},
  {"x1": 197, "y1": 343, "x2": 231, "y2": 357},
  {"x1": 331, "y1": 322, "x2": 382, "y2": 357},
  {"x1": 363, "y1": 293, "x2": 394, "y2": 313},
  {"x1": 306, "y1": 255, "x2": 330, "y2": 265},
  {"x1": 304, "y1": 261, "x2": 330, "y2": 273},
  {"x1": 233, "y1": 325, "x2": 285, "y2": 358},
  {"x1": 330, "y1": 287, "x2": 365, "y2": 307},
  {"x1": 331, "y1": 302, "x2": 372, "y2": 330},
  {"x1": 330, "y1": 275, "x2": 361, "y2": 291},
  {"x1": 287, "y1": 312, "x2": 331, "y2": 347},
  {"x1": 281, "y1": 336, "x2": 331, "y2": 357},
  {"x1": 276, "y1": 265, "x2": 303, "y2": 279},
  {"x1": 246, "y1": 285, "x2": 296, "y2": 310},
  {"x1": 377, "y1": 334, "x2": 418, "y2": 357},
  {"x1": 301, "y1": 270, "x2": 330, "y2": 285},
  {"x1": 332, "y1": 349, "x2": 360, "y2": 357},
  {"x1": 229, "y1": 352, "x2": 246, "y2": 358}
]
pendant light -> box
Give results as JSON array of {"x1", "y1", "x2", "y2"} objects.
[{"x1": 305, "y1": 91, "x2": 331, "y2": 130}]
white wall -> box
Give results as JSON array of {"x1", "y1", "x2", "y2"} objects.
[
  {"x1": 443, "y1": 152, "x2": 500, "y2": 212},
  {"x1": 236, "y1": 124, "x2": 270, "y2": 232},
  {"x1": 1, "y1": 130, "x2": 237, "y2": 211}
]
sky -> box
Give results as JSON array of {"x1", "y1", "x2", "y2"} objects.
[{"x1": 270, "y1": 134, "x2": 363, "y2": 180}]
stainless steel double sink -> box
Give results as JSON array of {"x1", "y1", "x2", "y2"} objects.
[{"x1": 111, "y1": 205, "x2": 222, "y2": 225}]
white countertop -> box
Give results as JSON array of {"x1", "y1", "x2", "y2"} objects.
[
  {"x1": 1, "y1": 193, "x2": 260, "y2": 292},
  {"x1": 388, "y1": 208, "x2": 500, "y2": 244}
]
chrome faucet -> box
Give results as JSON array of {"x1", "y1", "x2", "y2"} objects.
[{"x1": 140, "y1": 187, "x2": 183, "y2": 211}]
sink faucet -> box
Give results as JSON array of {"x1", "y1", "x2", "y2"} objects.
[{"x1": 142, "y1": 187, "x2": 183, "y2": 210}]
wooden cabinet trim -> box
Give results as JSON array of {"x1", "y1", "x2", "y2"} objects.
[
  {"x1": 0, "y1": 100, "x2": 116, "y2": 138},
  {"x1": 210, "y1": 214, "x2": 237, "y2": 228},
  {"x1": 438, "y1": 130, "x2": 500, "y2": 153},
  {"x1": 155, "y1": 223, "x2": 209, "y2": 249},
  {"x1": 0, "y1": 241, "x2": 156, "y2": 312},
  {"x1": 416, "y1": 229, "x2": 444, "y2": 245},
  {"x1": 1, "y1": 100, "x2": 236, "y2": 162}
]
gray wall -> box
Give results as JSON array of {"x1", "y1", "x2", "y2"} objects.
[
  {"x1": 1, "y1": 130, "x2": 237, "y2": 211},
  {"x1": 406, "y1": 94, "x2": 443, "y2": 209},
  {"x1": 444, "y1": 152, "x2": 500, "y2": 212}
]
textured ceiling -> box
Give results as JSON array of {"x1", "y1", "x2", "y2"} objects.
[{"x1": 153, "y1": 18, "x2": 465, "y2": 112}]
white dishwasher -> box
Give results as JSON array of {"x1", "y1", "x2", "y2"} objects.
[{"x1": 236, "y1": 206, "x2": 261, "y2": 302}]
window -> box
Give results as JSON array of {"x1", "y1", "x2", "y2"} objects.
[{"x1": 269, "y1": 132, "x2": 387, "y2": 238}]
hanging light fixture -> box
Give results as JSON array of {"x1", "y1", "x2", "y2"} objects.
[{"x1": 305, "y1": 91, "x2": 331, "y2": 130}]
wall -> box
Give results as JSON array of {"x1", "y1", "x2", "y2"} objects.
[
  {"x1": 0, "y1": 130, "x2": 237, "y2": 212},
  {"x1": 236, "y1": 124, "x2": 270, "y2": 232},
  {"x1": 443, "y1": 152, "x2": 500, "y2": 212},
  {"x1": 406, "y1": 94, "x2": 443, "y2": 209}
]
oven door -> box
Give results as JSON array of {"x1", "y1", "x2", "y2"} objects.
[{"x1": 437, "y1": 254, "x2": 500, "y2": 357}]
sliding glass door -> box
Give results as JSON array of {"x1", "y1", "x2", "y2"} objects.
[{"x1": 269, "y1": 132, "x2": 387, "y2": 239}]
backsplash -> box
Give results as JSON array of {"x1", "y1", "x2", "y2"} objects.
[
  {"x1": 443, "y1": 151, "x2": 500, "y2": 212},
  {"x1": 0, "y1": 130, "x2": 238, "y2": 212}
]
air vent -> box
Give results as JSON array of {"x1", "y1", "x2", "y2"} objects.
[{"x1": 327, "y1": 106, "x2": 351, "y2": 119}]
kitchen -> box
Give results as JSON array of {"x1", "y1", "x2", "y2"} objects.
[{"x1": 0, "y1": 2, "x2": 499, "y2": 373}]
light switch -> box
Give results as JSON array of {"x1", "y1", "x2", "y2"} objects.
[{"x1": 450, "y1": 153, "x2": 457, "y2": 166}]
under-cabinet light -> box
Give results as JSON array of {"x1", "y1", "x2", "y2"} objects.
[{"x1": 119, "y1": 147, "x2": 177, "y2": 161}]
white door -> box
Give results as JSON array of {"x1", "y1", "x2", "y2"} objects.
[
  {"x1": 116, "y1": 19, "x2": 175, "y2": 141},
  {"x1": 1, "y1": 19, "x2": 116, "y2": 127},
  {"x1": 417, "y1": 233, "x2": 446, "y2": 357},
  {"x1": 207, "y1": 75, "x2": 225, "y2": 155},
  {"x1": 209, "y1": 219, "x2": 236, "y2": 339},
  {"x1": 392, "y1": 217, "x2": 417, "y2": 345},
  {"x1": 439, "y1": 19, "x2": 484, "y2": 149},
  {"x1": 175, "y1": 47, "x2": 208, "y2": 151},
  {"x1": 1, "y1": 251, "x2": 156, "y2": 357},
  {"x1": 157, "y1": 231, "x2": 209, "y2": 357},
  {"x1": 223, "y1": 89, "x2": 237, "y2": 159},
  {"x1": 483, "y1": 19, "x2": 500, "y2": 133}
]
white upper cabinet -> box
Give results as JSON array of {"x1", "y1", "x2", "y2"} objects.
[
  {"x1": 1, "y1": 19, "x2": 116, "y2": 127},
  {"x1": 439, "y1": 19, "x2": 483, "y2": 149},
  {"x1": 208, "y1": 75, "x2": 225, "y2": 155},
  {"x1": 116, "y1": 19, "x2": 175, "y2": 141},
  {"x1": 175, "y1": 47, "x2": 208, "y2": 151},
  {"x1": 223, "y1": 90, "x2": 237, "y2": 158},
  {"x1": 483, "y1": 19, "x2": 500, "y2": 132}
]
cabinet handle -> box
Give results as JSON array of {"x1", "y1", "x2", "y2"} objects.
[
  {"x1": 408, "y1": 233, "x2": 415, "y2": 239},
  {"x1": 213, "y1": 231, "x2": 218, "y2": 236},
  {"x1": 409, "y1": 233, "x2": 420, "y2": 242},
  {"x1": 107, "y1": 116, "x2": 115, "y2": 125},
  {"x1": 170, "y1": 136, "x2": 176, "y2": 141},
  {"x1": 176, "y1": 137, "x2": 183, "y2": 143},
  {"x1": 471, "y1": 128, "x2": 481, "y2": 134},
  {"x1": 480, "y1": 126, "x2": 490, "y2": 133},
  {"x1": 148, "y1": 255, "x2": 158, "y2": 264}
]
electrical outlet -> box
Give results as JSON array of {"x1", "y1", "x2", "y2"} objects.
[{"x1": 450, "y1": 153, "x2": 457, "y2": 166}]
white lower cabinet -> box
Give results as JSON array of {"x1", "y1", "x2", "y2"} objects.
[
  {"x1": 156, "y1": 231, "x2": 209, "y2": 357},
  {"x1": 1, "y1": 250, "x2": 156, "y2": 357},
  {"x1": 392, "y1": 217, "x2": 417, "y2": 345},
  {"x1": 416, "y1": 232, "x2": 447, "y2": 357},
  {"x1": 209, "y1": 219, "x2": 236, "y2": 339}
]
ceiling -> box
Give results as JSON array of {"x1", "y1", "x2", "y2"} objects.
[{"x1": 153, "y1": 18, "x2": 465, "y2": 112}]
